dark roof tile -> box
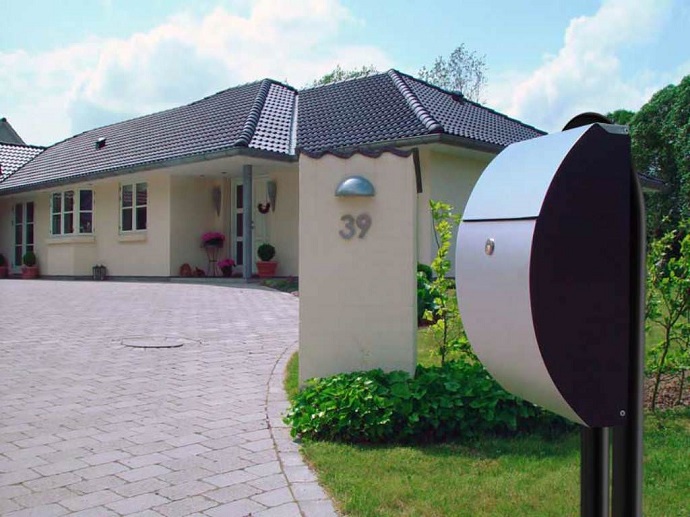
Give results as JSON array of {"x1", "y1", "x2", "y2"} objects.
[{"x1": 0, "y1": 142, "x2": 44, "y2": 181}]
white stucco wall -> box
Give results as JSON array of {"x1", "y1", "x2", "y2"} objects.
[
  {"x1": 169, "y1": 175, "x2": 219, "y2": 275},
  {"x1": 299, "y1": 152, "x2": 418, "y2": 382},
  {"x1": 261, "y1": 168, "x2": 299, "y2": 277},
  {"x1": 0, "y1": 170, "x2": 171, "y2": 276},
  {"x1": 417, "y1": 147, "x2": 493, "y2": 272}
]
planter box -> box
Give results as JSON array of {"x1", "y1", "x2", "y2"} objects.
[
  {"x1": 256, "y1": 261, "x2": 278, "y2": 278},
  {"x1": 21, "y1": 266, "x2": 39, "y2": 279}
]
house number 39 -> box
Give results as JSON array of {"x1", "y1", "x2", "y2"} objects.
[{"x1": 339, "y1": 213, "x2": 372, "y2": 239}]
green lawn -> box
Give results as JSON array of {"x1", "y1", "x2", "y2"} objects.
[{"x1": 285, "y1": 329, "x2": 690, "y2": 516}]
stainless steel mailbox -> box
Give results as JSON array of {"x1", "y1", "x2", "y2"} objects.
[{"x1": 456, "y1": 123, "x2": 635, "y2": 428}]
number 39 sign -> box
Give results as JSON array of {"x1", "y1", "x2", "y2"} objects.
[{"x1": 339, "y1": 213, "x2": 372, "y2": 240}]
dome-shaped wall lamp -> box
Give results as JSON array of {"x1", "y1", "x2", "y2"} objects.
[{"x1": 335, "y1": 176, "x2": 375, "y2": 197}]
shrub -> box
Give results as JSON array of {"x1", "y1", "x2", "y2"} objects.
[
  {"x1": 0, "y1": 253, "x2": 6, "y2": 266},
  {"x1": 417, "y1": 271, "x2": 439, "y2": 322},
  {"x1": 257, "y1": 243, "x2": 276, "y2": 261},
  {"x1": 284, "y1": 360, "x2": 570, "y2": 444},
  {"x1": 22, "y1": 251, "x2": 36, "y2": 267},
  {"x1": 417, "y1": 263, "x2": 433, "y2": 282}
]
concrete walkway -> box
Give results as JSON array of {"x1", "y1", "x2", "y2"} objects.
[{"x1": 0, "y1": 280, "x2": 336, "y2": 517}]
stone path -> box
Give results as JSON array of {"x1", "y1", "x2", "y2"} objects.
[{"x1": 0, "y1": 280, "x2": 336, "y2": 516}]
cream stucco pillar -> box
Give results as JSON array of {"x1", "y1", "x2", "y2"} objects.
[{"x1": 299, "y1": 150, "x2": 418, "y2": 382}]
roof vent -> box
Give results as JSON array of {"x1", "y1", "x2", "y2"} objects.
[{"x1": 96, "y1": 137, "x2": 106, "y2": 150}]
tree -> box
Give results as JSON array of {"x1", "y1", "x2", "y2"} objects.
[
  {"x1": 308, "y1": 64, "x2": 378, "y2": 87},
  {"x1": 606, "y1": 109, "x2": 635, "y2": 125},
  {"x1": 418, "y1": 45, "x2": 487, "y2": 102},
  {"x1": 630, "y1": 75, "x2": 690, "y2": 237}
]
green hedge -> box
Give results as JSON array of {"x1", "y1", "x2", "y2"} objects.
[{"x1": 284, "y1": 360, "x2": 571, "y2": 443}]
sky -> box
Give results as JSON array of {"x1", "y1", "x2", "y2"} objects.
[{"x1": 1, "y1": 0, "x2": 688, "y2": 146}]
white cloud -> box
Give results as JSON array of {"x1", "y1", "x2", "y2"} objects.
[
  {"x1": 0, "y1": 0, "x2": 391, "y2": 145},
  {"x1": 486, "y1": 0, "x2": 679, "y2": 132}
]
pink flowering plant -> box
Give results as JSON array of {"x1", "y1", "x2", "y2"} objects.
[
  {"x1": 201, "y1": 231, "x2": 225, "y2": 247},
  {"x1": 218, "y1": 258, "x2": 236, "y2": 269}
]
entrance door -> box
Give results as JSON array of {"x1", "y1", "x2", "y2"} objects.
[
  {"x1": 13, "y1": 201, "x2": 35, "y2": 271},
  {"x1": 231, "y1": 179, "x2": 245, "y2": 275},
  {"x1": 230, "y1": 177, "x2": 269, "y2": 276}
]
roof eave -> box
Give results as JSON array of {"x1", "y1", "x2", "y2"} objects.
[
  {"x1": 0, "y1": 146, "x2": 297, "y2": 196},
  {"x1": 309, "y1": 133, "x2": 505, "y2": 156}
]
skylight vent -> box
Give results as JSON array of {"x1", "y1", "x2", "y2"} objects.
[{"x1": 96, "y1": 137, "x2": 106, "y2": 150}]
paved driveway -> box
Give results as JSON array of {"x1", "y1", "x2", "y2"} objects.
[{"x1": 0, "y1": 280, "x2": 335, "y2": 517}]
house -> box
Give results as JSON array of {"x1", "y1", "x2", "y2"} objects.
[{"x1": 0, "y1": 70, "x2": 544, "y2": 278}]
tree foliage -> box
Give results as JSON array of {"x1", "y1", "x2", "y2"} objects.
[
  {"x1": 418, "y1": 44, "x2": 487, "y2": 102},
  {"x1": 630, "y1": 75, "x2": 690, "y2": 237},
  {"x1": 606, "y1": 109, "x2": 636, "y2": 125},
  {"x1": 308, "y1": 64, "x2": 378, "y2": 87}
]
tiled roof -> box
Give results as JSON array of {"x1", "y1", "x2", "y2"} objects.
[
  {"x1": 1, "y1": 70, "x2": 544, "y2": 193},
  {"x1": 0, "y1": 142, "x2": 44, "y2": 181},
  {"x1": 296, "y1": 70, "x2": 544, "y2": 152},
  {"x1": 0, "y1": 80, "x2": 297, "y2": 192}
]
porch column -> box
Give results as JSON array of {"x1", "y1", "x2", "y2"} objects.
[{"x1": 243, "y1": 164, "x2": 253, "y2": 280}]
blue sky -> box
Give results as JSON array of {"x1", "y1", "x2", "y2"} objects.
[{"x1": 1, "y1": 0, "x2": 688, "y2": 145}]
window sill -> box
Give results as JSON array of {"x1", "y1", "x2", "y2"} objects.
[
  {"x1": 46, "y1": 235, "x2": 95, "y2": 245},
  {"x1": 118, "y1": 232, "x2": 147, "y2": 242}
]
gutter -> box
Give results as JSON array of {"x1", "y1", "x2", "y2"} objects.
[{"x1": 0, "y1": 146, "x2": 297, "y2": 196}]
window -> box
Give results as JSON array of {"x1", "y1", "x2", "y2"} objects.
[
  {"x1": 51, "y1": 189, "x2": 93, "y2": 235},
  {"x1": 121, "y1": 182, "x2": 147, "y2": 232}
]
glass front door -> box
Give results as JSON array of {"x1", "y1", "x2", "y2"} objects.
[{"x1": 13, "y1": 202, "x2": 35, "y2": 270}]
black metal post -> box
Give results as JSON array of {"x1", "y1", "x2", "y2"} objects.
[
  {"x1": 611, "y1": 170, "x2": 646, "y2": 517},
  {"x1": 581, "y1": 427, "x2": 610, "y2": 517}
]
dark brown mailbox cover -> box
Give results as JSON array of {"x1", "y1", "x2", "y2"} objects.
[{"x1": 456, "y1": 123, "x2": 633, "y2": 428}]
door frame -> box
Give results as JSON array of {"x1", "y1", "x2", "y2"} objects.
[{"x1": 12, "y1": 201, "x2": 35, "y2": 273}]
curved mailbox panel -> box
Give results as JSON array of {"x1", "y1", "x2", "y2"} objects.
[{"x1": 457, "y1": 123, "x2": 633, "y2": 427}]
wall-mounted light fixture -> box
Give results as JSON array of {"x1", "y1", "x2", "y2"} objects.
[
  {"x1": 212, "y1": 186, "x2": 221, "y2": 216},
  {"x1": 335, "y1": 176, "x2": 375, "y2": 197},
  {"x1": 267, "y1": 180, "x2": 277, "y2": 211}
]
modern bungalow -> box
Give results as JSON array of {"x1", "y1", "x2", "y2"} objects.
[{"x1": 0, "y1": 70, "x2": 545, "y2": 279}]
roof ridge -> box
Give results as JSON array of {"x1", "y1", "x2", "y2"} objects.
[
  {"x1": 392, "y1": 69, "x2": 546, "y2": 136},
  {"x1": 234, "y1": 79, "x2": 272, "y2": 147},
  {"x1": 387, "y1": 70, "x2": 443, "y2": 133},
  {"x1": 0, "y1": 141, "x2": 46, "y2": 150}
]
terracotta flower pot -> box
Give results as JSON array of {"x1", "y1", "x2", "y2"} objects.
[
  {"x1": 0, "y1": 266, "x2": 8, "y2": 278},
  {"x1": 21, "y1": 265, "x2": 39, "y2": 279},
  {"x1": 256, "y1": 261, "x2": 278, "y2": 278},
  {"x1": 221, "y1": 266, "x2": 234, "y2": 277}
]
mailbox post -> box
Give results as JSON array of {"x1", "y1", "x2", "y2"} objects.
[{"x1": 456, "y1": 120, "x2": 644, "y2": 517}]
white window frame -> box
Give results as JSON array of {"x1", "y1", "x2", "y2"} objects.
[
  {"x1": 50, "y1": 189, "x2": 94, "y2": 236},
  {"x1": 120, "y1": 182, "x2": 148, "y2": 232}
]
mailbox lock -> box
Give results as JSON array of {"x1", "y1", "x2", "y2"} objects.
[{"x1": 484, "y1": 238, "x2": 495, "y2": 256}]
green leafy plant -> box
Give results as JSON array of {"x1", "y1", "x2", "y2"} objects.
[
  {"x1": 284, "y1": 360, "x2": 570, "y2": 444},
  {"x1": 417, "y1": 263, "x2": 439, "y2": 322},
  {"x1": 257, "y1": 243, "x2": 276, "y2": 261},
  {"x1": 0, "y1": 253, "x2": 6, "y2": 266},
  {"x1": 423, "y1": 201, "x2": 468, "y2": 365},
  {"x1": 22, "y1": 250, "x2": 36, "y2": 267},
  {"x1": 646, "y1": 221, "x2": 690, "y2": 410}
]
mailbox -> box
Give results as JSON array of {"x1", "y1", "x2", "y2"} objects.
[{"x1": 456, "y1": 123, "x2": 635, "y2": 428}]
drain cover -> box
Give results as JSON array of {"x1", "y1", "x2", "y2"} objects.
[{"x1": 122, "y1": 336, "x2": 195, "y2": 349}]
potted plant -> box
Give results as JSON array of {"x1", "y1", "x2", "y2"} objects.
[
  {"x1": 218, "y1": 258, "x2": 236, "y2": 277},
  {"x1": 21, "y1": 250, "x2": 39, "y2": 279},
  {"x1": 201, "y1": 231, "x2": 225, "y2": 248},
  {"x1": 256, "y1": 243, "x2": 278, "y2": 278},
  {"x1": 0, "y1": 254, "x2": 8, "y2": 278}
]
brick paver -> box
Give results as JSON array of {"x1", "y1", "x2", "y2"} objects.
[{"x1": 0, "y1": 280, "x2": 337, "y2": 516}]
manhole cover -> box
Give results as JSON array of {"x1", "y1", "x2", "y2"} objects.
[{"x1": 122, "y1": 336, "x2": 196, "y2": 349}]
